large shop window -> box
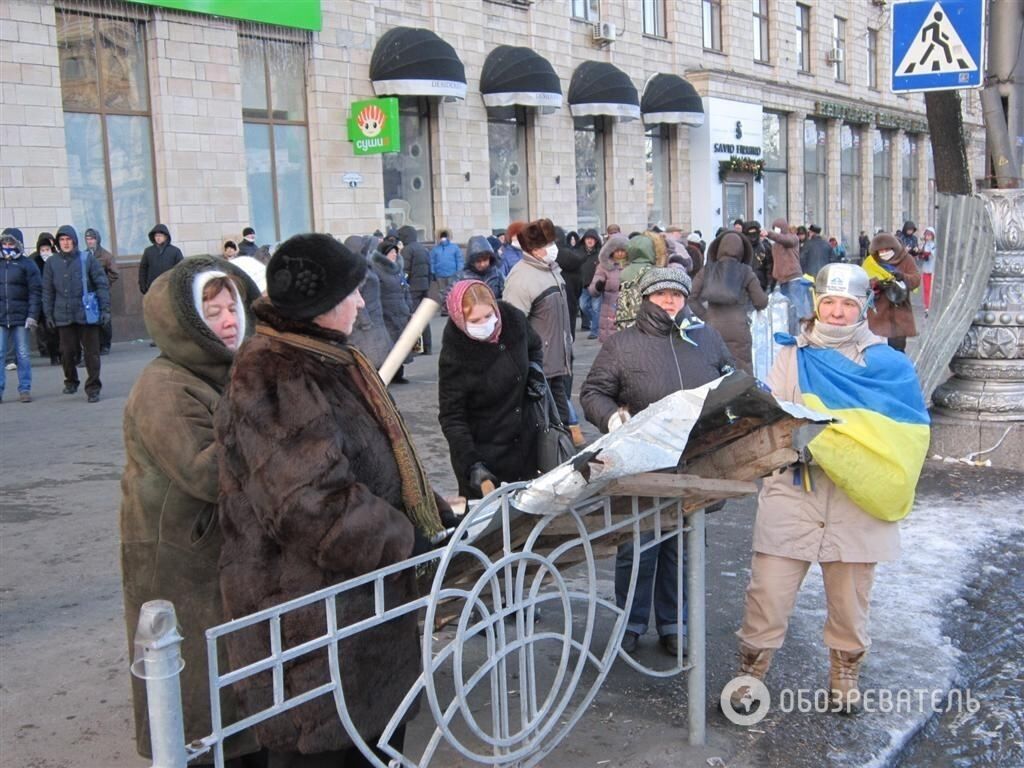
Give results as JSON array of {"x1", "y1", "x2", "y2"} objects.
[
  {"x1": 840, "y1": 125, "x2": 861, "y2": 249},
  {"x1": 645, "y1": 124, "x2": 671, "y2": 229},
  {"x1": 873, "y1": 129, "x2": 893, "y2": 232},
  {"x1": 574, "y1": 117, "x2": 607, "y2": 234},
  {"x1": 902, "y1": 134, "x2": 919, "y2": 224},
  {"x1": 57, "y1": 11, "x2": 157, "y2": 258},
  {"x1": 803, "y1": 119, "x2": 827, "y2": 227},
  {"x1": 763, "y1": 111, "x2": 788, "y2": 225},
  {"x1": 488, "y1": 109, "x2": 529, "y2": 231},
  {"x1": 240, "y1": 37, "x2": 313, "y2": 243},
  {"x1": 382, "y1": 97, "x2": 435, "y2": 240}
]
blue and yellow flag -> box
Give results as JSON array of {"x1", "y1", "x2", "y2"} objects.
[{"x1": 794, "y1": 342, "x2": 930, "y2": 521}]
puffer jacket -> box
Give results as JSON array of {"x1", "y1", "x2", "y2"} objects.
[
  {"x1": 398, "y1": 225, "x2": 431, "y2": 294},
  {"x1": 578, "y1": 229, "x2": 603, "y2": 288},
  {"x1": 0, "y1": 230, "x2": 42, "y2": 327},
  {"x1": 455, "y1": 235, "x2": 504, "y2": 298},
  {"x1": 120, "y1": 256, "x2": 259, "y2": 759},
  {"x1": 503, "y1": 253, "x2": 573, "y2": 378},
  {"x1": 588, "y1": 234, "x2": 629, "y2": 343},
  {"x1": 581, "y1": 300, "x2": 735, "y2": 432},
  {"x1": 139, "y1": 224, "x2": 184, "y2": 294},
  {"x1": 42, "y1": 225, "x2": 111, "y2": 326}
]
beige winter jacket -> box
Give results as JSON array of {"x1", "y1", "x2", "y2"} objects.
[{"x1": 751, "y1": 330, "x2": 902, "y2": 563}]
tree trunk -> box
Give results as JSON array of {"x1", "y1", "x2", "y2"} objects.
[{"x1": 924, "y1": 91, "x2": 973, "y2": 195}]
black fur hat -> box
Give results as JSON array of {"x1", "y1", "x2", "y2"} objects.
[{"x1": 267, "y1": 234, "x2": 366, "y2": 320}]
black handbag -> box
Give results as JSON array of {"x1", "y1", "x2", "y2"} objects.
[{"x1": 530, "y1": 369, "x2": 575, "y2": 472}]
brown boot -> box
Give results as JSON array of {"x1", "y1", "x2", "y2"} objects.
[
  {"x1": 829, "y1": 648, "x2": 867, "y2": 714},
  {"x1": 569, "y1": 424, "x2": 586, "y2": 448},
  {"x1": 729, "y1": 642, "x2": 775, "y2": 710}
]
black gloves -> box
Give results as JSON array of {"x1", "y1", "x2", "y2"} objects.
[
  {"x1": 99, "y1": 311, "x2": 111, "y2": 326},
  {"x1": 593, "y1": 280, "x2": 606, "y2": 293},
  {"x1": 525, "y1": 366, "x2": 547, "y2": 401},
  {"x1": 891, "y1": 271, "x2": 904, "y2": 282},
  {"x1": 468, "y1": 462, "x2": 499, "y2": 495}
]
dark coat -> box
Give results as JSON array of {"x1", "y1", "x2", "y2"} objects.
[
  {"x1": 120, "y1": 256, "x2": 259, "y2": 759},
  {"x1": 438, "y1": 302, "x2": 543, "y2": 497},
  {"x1": 456, "y1": 236, "x2": 504, "y2": 299},
  {"x1": 0, "y1": 250, "x2": 42, "y2": 327},
  {"x1": 866, "y1": 251, "x2": 921, "y2": 338},
  {"x1": 84, "y1": 228, "x2": 119, "y2": 284},
  {"x1": 578, "y1": 229, "x2": 603, "y2": 288},
  {"x1": 581, "y1": 301, "x2": 735, "y2": 432},
  {"x1": 42, "y1": 225, "x2": 111, "y2": 326},
  {"x1": 215, "y1": 301, "x2": 421, "y2": 754},
  {"x1": 237, "y1": 238, "x2": 259, "y2": 256},
  {"x1": 800, "y1": 234, "x2": 834, "y2": 278},
  {"x1": 139, "y1": 224, "x2": 184, "y2": 294},
  {"x1": 398, "y1": 226, "x2": 431, "y2": 295},
  {"x1": 371, "y1": 252, "x2": 412, "y2": 343},
  {"x1": 346, "y1": 265, "x2": 392, "y2": 368}
]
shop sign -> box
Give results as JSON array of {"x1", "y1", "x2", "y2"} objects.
[
  {"x1": 348, "y1": 98, "x2": 401, "y2": 156},
  {"x1": 125, "y1": 0, "x2": 322, "y2": 31}
]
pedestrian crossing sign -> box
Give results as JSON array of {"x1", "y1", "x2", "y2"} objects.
[{"x1": 892, "y1": 0, "x2": 985, "y2": 92}]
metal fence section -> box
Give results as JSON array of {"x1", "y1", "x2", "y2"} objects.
[{"x1": 138, "y1": 483, "x2": 709, "y2": 768}]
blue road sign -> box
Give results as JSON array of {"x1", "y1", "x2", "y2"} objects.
[{"x1": 892, "y1": 0, "x2": 985, "y2": 92}]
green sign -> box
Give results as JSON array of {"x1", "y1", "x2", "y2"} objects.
[
  {"x1": 348, "y1": 98, "x2": 401, "y2": 156},
  {"x1": 124, "y1": 0, "x2": 322, "y2": 31}
]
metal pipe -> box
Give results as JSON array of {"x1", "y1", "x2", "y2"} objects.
[
  {"x1": 984, "y1": 0, "x2": 1024, "y2": 187},
  {"x1": 131, "y1": 600, "x2": 187, "y2": 768},
  {"x1": 686, "y1": 509, "x2": 706, "y2": 746}
]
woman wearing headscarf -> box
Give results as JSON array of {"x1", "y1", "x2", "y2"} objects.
[
  {"x1": 730, "y1": 263, "x2": 929, "y2": 714},
  {"x1": 587, "y1": 234, "x2": 629, "y2": 344},
  {"x1": 862, "y1": 232, "x2": 920, "y2": 352},
  {"x1": 119, "y1": 256, "x2": 262, "y2": 765},
  {"x1": 688, "y1": 230, "x2": 769, "y2": 374},
  {"x1": 438, "y1": 280, "x2": 544, "y2": 498}
]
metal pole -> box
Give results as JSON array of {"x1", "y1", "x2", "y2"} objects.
[
  {"x1": 132, "y1": 600, "x2": 188, "y2": 768},
  {"x1": 686, "y1": 509, "x2": 706, "y2": 746}
]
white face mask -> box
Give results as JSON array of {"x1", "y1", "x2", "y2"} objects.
[
  {"x1": 39, "y1": 249, "x2": 52, "y2": 261},
  {"x1": 542, "y1": 243, "x2": 559, "y2": 264},
  {"x1": 772, "y1": 227, "x2": 781, "y2": 234},
  {"x1": 466, "y1": 314, "x2": 498, "y2": 340}
]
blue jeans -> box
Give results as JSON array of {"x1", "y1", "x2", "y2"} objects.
[
  {"x1": 779, "y1": 278, "x2": 813, "y2": 323},
  {"x1": 579, "y1": 292, "x2": 601, "y2": 334},
  {"x1": 615, "y1": 533, "x2": 685, "y2": 637},
  {"x1": 0, "y1": 325, "x2": 32, "y2": 396}
]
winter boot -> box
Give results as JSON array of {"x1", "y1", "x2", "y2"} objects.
[
  {"x1": 829, "y1": 648, "x2": 867, "y2": 714},
  {"x1": 569, "y1": 424, "x2": 586, "y2": 448},
  {"x1": 727, "y1": 642, "x2": 775, "y2": 712}
]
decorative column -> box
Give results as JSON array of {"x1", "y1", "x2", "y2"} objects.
[{"x1": 932, "y1": 189, "x2": 1024, "y2": 422}]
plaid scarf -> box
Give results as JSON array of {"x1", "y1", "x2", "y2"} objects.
[{"x1": 256, "y1": 325, "x2": 443, "y2": 538}]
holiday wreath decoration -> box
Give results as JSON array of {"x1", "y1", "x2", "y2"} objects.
[{"x1": 718, "y1": 156, "x2": 764, "y2": 182}]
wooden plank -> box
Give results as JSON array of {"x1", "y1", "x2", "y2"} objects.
[
  {"x1": 680, "y1": 416, "x2": 763, "y2": 461},
  {"x1": 683, "y1": 419, "x2": 802, "y2": 481},
  {"x1": 605, "y1": 473, "x2": 756, "y2": 498}
]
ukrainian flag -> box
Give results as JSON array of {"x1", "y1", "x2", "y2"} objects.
[{"x1": 796, "y1": 342, "x2": 930, "y2": 521}]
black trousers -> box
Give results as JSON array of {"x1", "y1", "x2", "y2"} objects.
[
  {"x1": 99, "y1": 316, "x2": 113, "y2": 351},
  {"x1": 58, "y1": 324, "x2": 101, "y2": 394},
  {"x1": 410, "y1": 291, "x2": 432, "y2": 353},
  {"x1": 266, "y1": 726, "x2": 406, "y2": 768},
  {"x1": 546, "y1": 374, "x2": 572, "y2": 426}
]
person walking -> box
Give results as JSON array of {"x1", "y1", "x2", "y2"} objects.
[
  {"x1": 800, "y1": 225, "x2": 834, "y2": 277},
  {"x1": 578, "y1": 229, "x2": 603, "y2": 337},
  {"x1": 138, "y1": 224, "x2": 184, "y2": 295},
  {"x1": 765, "y1": 217, "x2": 813, "y2": 325},
  {"x1": 730, "y1": 263, "x2": 929, "y2": 714},
  {"x1": 29, "y1": 233, "x2": 60, "y2": 364},
  {"x1": 437, "y1": 279, "x2": 544, "y2": 498},
  {"x1": 0, "y1": 228, "x2": 42, "y2": 403},
  {"x1": 84, "y1": 227, "x2": 119, "y2": 354},
  {"x1": 587, "y1": 233, "x2": 629, "y2": 343},
  {"x1": 371, "y1": 238, "x2": 414, "y2": 384},
  {"x1": 119, "y1": 256, "x2": 262, "y2": 765},
  {"x1": 398, "y1": 225, "x2": 433, "y2": 354},
  {"x1": 555, "y1": 227, "x2": 586, "y2": 338},
  {"x1": 919, "y1": 226, "x2": 936, "y2": 315},
  {"x1": 429, "y1": 229, "x2": 462, "y2": 310},
  {"x1": 581, "y1": 267, "x2": 735, "y2": 656},
  {"x1": 42, "y1": 225, "x2": 110, "y2": 403},
  {"x1": 455, "y1": 235, "x2": 504, "y2": 299}
]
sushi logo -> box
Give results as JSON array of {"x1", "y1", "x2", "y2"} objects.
[{"x1": 356, "y1": 104, "x2": 385, "y2": 138}]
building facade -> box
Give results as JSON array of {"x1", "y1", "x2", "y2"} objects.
[{"x1": 1, "y1": 0, "x2": 987, "y2": 337}]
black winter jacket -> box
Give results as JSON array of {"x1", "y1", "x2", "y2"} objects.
[
  {"x1": 438, "y1": 302, "x2": 543, "y2": 497},
  {"x1": 398, "y1": 226, "x2": 431, "y2": 294},
  {"x1": 139, "y1": 224, "x2": 184, "y2": 294},
  {"x1": 581, "y1": 301, "x2": 735, "y2": 432},
  {"x1": 800, "y1": 235, "x2": 834, "y2": 278},
  {"x1": 579, "y1": 229, "x2": 603, "y2": 288},
  {"x1": 371, "y1": 252, "x2": 412, "y2": 342},
  {"x1": 42, "y1": 225, "x2": 111, "y2": 326},
  {"x1": 0, "y1": 251, "x2": 42, "y2": 327}
]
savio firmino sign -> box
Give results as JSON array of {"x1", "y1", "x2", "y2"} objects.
[{"x1": 348, "y1": 98, "x2": 401, "y2": 156}]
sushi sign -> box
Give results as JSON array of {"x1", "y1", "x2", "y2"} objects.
[{"x1": 348, "y1": 98, "x2": 401, "y2": 156}]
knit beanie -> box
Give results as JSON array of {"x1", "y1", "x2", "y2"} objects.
[{"x1": 639, "y1": 266, "x2": 692, "y2": 297}]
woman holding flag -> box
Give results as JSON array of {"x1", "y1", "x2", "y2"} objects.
[{"x1": 729, "y1": 263, "x2": 930, "y2": 714}]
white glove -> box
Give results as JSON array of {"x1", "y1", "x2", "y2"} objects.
[
  {"x1": 607, "y1": 408, "x2": 631, "y2": 433},
  {"x1": 25, "y1": 318, "x2": 37, "y2": 329}
]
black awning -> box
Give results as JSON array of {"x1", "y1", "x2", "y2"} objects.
[
  {"x1": 567, "y1": 61, "x2": 640, "y2": 121},
  {"x1": 370, "y1": 27, "x2": 466, "y2": 100},
  {"x1": 480, "y1": 45, "x2": 562, "y2": 112},
  {"x1": 641, "y1": 73, "x2": 705, "y2": 126}
]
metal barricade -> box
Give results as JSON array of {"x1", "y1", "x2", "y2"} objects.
[
  {"x1": 135, "y1": 484, "x2": 711, "y2": 767},
  {"x1": 750, "y1": 290, "x2": 794, "y2": 381}
]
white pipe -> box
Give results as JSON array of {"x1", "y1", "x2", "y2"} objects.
[{"x1": 378, "y1": 298, "x2": 441, "y2": 385}]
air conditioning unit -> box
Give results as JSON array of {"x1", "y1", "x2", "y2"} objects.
[
  {"x1": 827, "y1": 47, "x2": 845, "y2": 64},
  {"x1": 593, "y1": 21, "x2": 617, "y2": 45}
]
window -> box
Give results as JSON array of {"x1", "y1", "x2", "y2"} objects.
[
  {"x1": 572, "y1": 0, "x2": 599, "y2": 22},
  {"x1": 645, "y1": 124, "x2": 671, "y2": 229},
  {"x1": 867, "y1": 29, "x2": 879, "y2": 90},
  {"x1": 902, "y1": 134, "x2": 919, "y2": 224},
  {"x1": 574, "y1": 117, "x2": 606, "y2": 234},
  {"x1": 57, "y1": 11, "x2": 157, "y2": 258},
  {"x1": 763, "y1": 112, "x2": 788, "y2": 225},
  {"x1": 796, "y1": 4, "x2": 811, "y2": 73},
  {"x1": 753, "y1": 0, "x2": 770, "y2": 63},
  {"x1": 383, "y1": 97, "x2": 435, "y2": 240},
  {"x1": 832, "y1": 17, "x2": 847, "y2": 82},
  {"x1": 488, "y1": 109, "x2": 529, "y2": 231},
  {"x1": 803, "y1": 118, "x2": 827, "y2": 226},
  {"x1": 240, "y1": 37, "x2": 313, "y2": 243},
  {"x1": 873, "y1": 129, "x2": 893, "y2": 232},
  {"x1": 840, "y1": 125, "x2": 861, "y2": 249},
  {"x1": 703, "y1": 0, "x2": 723, "y2": 52},
  {"x1": 643, "y1": 0, "x2": 665, "y2": 37}
]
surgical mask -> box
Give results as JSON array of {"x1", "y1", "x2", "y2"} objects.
[
  {"x1": 542, "y1": 243, "x2": 558, "y2": 264},
  {"x1": 440, "y1": 237, "x2": 449, "y2": 244},
  {"x1": 772, "y1": 227, "x2": 781, "y2": 234},
  {"x1": 877, "y1": 249, "x2": 896, "y2": 262},
  {"x1": 2, "y1": 246, "x2": 16, "y2": 259},
  {"x1": 245, "y1": 235, "x2": 255, "y2": 242},
  {"x1": 466, "y1": 314, "x2": 498, "y2": 340},
  {"x1": 39, "y1": 249, "x2": 52, "y2": 260}
]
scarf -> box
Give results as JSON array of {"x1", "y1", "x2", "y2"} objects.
[
  {"x1": 636, "y1": 301, "x2": 704, "y2": 346},
  {"x1": 800, "y1": 319, "x2": 876, "y2": 353},
  {"x1": 256, "y1": 325, "x2": 444, "y2": 538},
  {"x1": 445, "y1": 279, "x2": 502, "y2": 343}
]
